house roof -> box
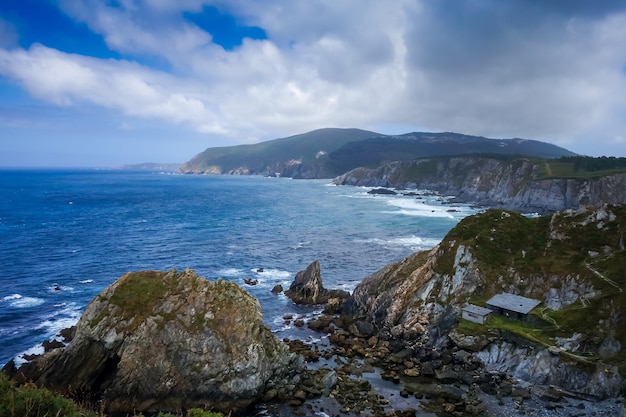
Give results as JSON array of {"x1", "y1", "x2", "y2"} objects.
[
  {"x1": 462, "y1": 304, "x2": 493, "y2": 317},
  {"x1": 486, "y1": 293, "x2": 541, "y2": 314}
]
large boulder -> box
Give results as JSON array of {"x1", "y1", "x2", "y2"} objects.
[
  {"x1": 285, "y1": 261, "x2": 349, "y2": 305},
  {"x1": 9, "y1": 269, "x2": 303, "y2": 414}
]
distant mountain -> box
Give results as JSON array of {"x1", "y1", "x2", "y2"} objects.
[
  {"x1": 179, "y1": 129, "x2": 576, "y2": 178},
  {"x1": 326, "y1": 132, "x2": 576, "y2": 175},
  {"x1": 119, "y1": 162, "x2": 181, "y2": 171},
  {"x1": 179, "y1": 128, "x2": 381, "y2": 178}
]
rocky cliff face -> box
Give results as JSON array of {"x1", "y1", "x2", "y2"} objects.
[
  {"x1": 333, "y1": 157, "x2": 626, "y2": 214},
  {"x1": 9, "y1": 269, "x2": 303, "y2": 414},
  {"x1": 343, "y1": 205, "x2": 626, "y2": 398}
]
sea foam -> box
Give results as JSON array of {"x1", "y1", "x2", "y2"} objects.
[{"x1": 2, "y1": 294, "x2": 45, "y2": 308}]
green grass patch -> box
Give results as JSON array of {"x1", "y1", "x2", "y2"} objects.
[
  {"x1": 0, "y1": 372, "x2": 97, "y2": 417},
  {"x1": 0, "y1": 372, "x2": 225, "y2": 417},
  {"x1": 535, "y1": 156, "x2": 626, "y2": 180}
]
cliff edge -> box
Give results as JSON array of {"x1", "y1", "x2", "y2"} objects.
[{"x1": 334, "y1": 156, "x2": 626, "y2": 214}]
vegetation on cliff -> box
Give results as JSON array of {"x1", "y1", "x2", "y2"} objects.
[
  {"x1": 0, "y1": 373, "x2": 224, "y2": 417},
  {"x1": 441, "y1": 206, "x2": 626, "y2": 361},
  {"x1": 536, "y1": 156, "x2": 626, "y2": 179},
  {"x1": 347, "y1": 204, "x2": 626, "y2": 395}
]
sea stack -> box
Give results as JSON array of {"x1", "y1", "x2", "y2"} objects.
[{"x1": 285, "y1": 261, "x2": 350, "y2": 305}]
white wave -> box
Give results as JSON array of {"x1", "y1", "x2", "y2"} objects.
[
  {"x1": 2, "y1": 294, "x2": 45, "y2": 308},
  {"x1": 217, "y1": 268, "x2": 245, "y2": 277},
  {"x1": 253, "y1": 268, "x2": 292, "y2": 280},
  {"x1": 79, "y1": 279, "x2": 94, "y2": 284},
  {"x1": 387, "y1": 208, "x2": 454, "y2": 218},
  {"x1": 357, "y1": 235, "x2": 441, "y2": 250},
  {"x1": 15, "y1": 344, "x2": 45, "y2": 366},
  {"x1": 3, "y1": 294, "x2": 22, "y2": 301},
  {"x1": 48, "y1": 284, "x2": 76, "y2": 293},
  {"x1": 383, "y1": 199, "x2": 457, "y2": 218},
  {"x1": 35, "y1": 303, "x2": 81, "y2": 335},
  {"x1": 292, "y1": 241, "x2": 311, "y2": 249}
]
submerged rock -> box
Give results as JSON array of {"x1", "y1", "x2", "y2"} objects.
[
  {"x1": 9, "y1": 269, "x2": 303, "y2": 414},
  {"x1": 285, "y1": 261, "x2": 349, "y2": 305}
]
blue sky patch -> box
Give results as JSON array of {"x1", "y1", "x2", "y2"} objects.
[
  {"x1": 184, "y1": 5, "x2": 267, "y2": 50},
  {"x1": 0, "y1": 0, "x2": 119, "y2": 59}
]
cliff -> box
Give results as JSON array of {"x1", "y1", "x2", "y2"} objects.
[
  {"x1": 333, "y1": 156, "x2": 626, "y2": 214},
  {"x1": 343, "y1": 205, "x2": 626, "y2": 398},
  {"x1": 7, "y1": 269, "x2": 303, "y2": 414}
]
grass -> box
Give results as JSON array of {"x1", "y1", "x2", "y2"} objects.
[
  {"x1": 448, "y1": 205, "x2": 626, "y2": 372},
  {"x1": 0, "y1": 372, "x2": 96, "y2": 417},
  {"x1": 0, "y1": 372, "x2": 225, "y2": 417},
  {"x1": 535, "y1": 157, "x2": 626, "y2": 180},
  {"x1": 458, "y1": 313, "x2": 556, "y2": 347}
]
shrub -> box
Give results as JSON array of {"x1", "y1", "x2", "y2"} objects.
[{"x1": 0, "y1": 372, "x2": 96, "y2": 417}]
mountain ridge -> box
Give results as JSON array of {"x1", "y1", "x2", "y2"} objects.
[{"x1": 178, "y1": 128, "x2": 575, "y2": 178}]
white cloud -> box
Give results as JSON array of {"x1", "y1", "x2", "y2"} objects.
[{"x1": 1, "y1": 0, "x2": 626, "y2": 157}]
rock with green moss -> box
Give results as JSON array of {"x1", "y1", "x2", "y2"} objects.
[
  {"x1": 11, "y1": 269, "x2": 303, "y2": 415},
  {"x1": 343, "y1": 205, "x2": 626, "y2": 398}
]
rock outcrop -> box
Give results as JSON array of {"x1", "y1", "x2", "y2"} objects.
[
  {"x1": 342, "y1": 205, "x2": 626, "y2": 398},
  {"x1": 285, "y1": 261, "x2": 350, "y2": 305},
  {"x1": 8, "y1": 269, "x2": 303, "y2": 414},
  {"x1": 333, "y1": 157, "x2": 626, "y2": 214}
]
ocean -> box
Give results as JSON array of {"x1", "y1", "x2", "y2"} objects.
[{"x1": 0, "y1": 169, "x2": 476, "y2": 366}]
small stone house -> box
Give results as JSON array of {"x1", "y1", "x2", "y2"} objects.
[
  {"x1": 462, "y1": 304, "x2": 493, "y2": 324},
  {"x1": 485, "y1": 293, "x2": 541, "y2": 321}
]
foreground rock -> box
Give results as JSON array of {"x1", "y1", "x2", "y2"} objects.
[
  {"x1": 285, "y1": 261, "x2": 349, "y2": 305},
  {"x1": 7, "y1": 269, "x2": 303, "y2": 414}
]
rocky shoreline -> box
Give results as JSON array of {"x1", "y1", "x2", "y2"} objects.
[
  {"x1": 5, "y1": 212, "x2": 626, "y2": 417},
  {"x1": 7, "y1": 306, "x2": 623, "y2": 417},
  {"x1": 271, "y1": 310, "x2": 624, "y2": 417},
  {"x1": 262, "y1": 256, "x2": 626, "y2": 417}
]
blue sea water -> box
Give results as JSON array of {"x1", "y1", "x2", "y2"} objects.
[{"x1": 0, "y1": 169, "x2": 476, "y2": 366}]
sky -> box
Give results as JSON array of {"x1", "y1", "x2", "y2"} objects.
[{"x1": 1, "y1": 1, "x2": 626, "y2": 167}]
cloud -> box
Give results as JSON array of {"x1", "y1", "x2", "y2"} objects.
[
  {"x1": 1, "y1": 0, "x2": 626, "y2": 157},
  {"x1": 397, "y1": 1, "x2": 626, "y2": 143}
]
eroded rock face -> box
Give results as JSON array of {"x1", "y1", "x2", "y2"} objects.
[
  {"x1": 11, "y1": 269, "x2": 302, "y2": 414},
  {"x1": 285, "y1": 261, "x2": 349, "y2": 305},
  {"x1": 333, "y1": 157, "x2": 626, "y2": 214}
]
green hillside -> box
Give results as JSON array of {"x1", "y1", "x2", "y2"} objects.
[
  {"x1": 326, "y1": 132, "x2": 576, "y2": 174},
  {"x1": 179, "y1": 128, "x2": 381, "y2": 177},
  {"x1": 179, "y1": 129, "x2": 576, "y2": 178}
]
